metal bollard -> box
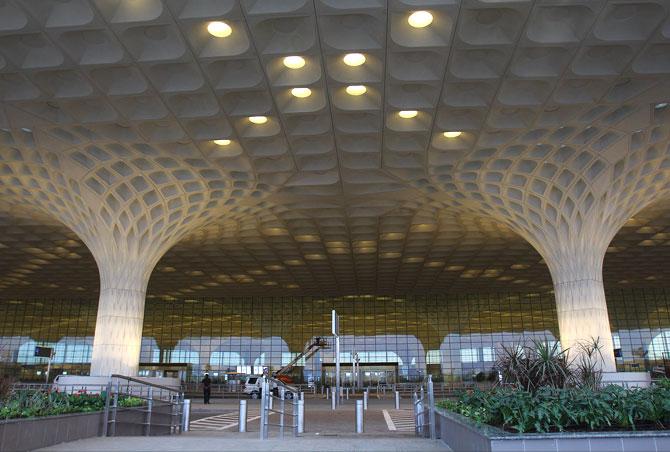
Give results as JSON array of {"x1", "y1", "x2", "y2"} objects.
[
  {"x1": 326, "y1": 387, "x2": 329, "y2": 399},
  {"x1": 238, "y1": 400, "x2": 247, "y2": 433},
  {"x1": 363, "y1": 390, "x2": 368, "y2": 410},
  {"x1": 182, "y1": 399, "x2": 191, "y2": 432},
  {"x1": 417, "y1": 399, "x2": 424, "y2": 435},
  {"x1": 331, "y1": 388, "x2": 336, "y2": 410},
  {"x1": 395, "y1": 390, "x2": 400, "y2": 410},
  {"x1": 355, "y1": 400, "x2": 364, "y2": 433},
  {"x1": 279, "y1": 387, "x2": 285, "y2": 439},
  {"x1": 297, "y1": 398, "x2": 305, "y2": 434},
  {"x1": 346, "y1": 387, "x2": 349, "y2": 400}
]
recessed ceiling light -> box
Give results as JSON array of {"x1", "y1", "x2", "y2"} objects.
[
  {"x1": 443, "y1": 131, "x2": 462, "y2": 138},
  {"x1": 213, "y1": 139, "x2": 231, "y2": 146},
  {"x1": 249, "y1": 116, "x2": 268, "y2": 124},
  {"x1": 343, "y1": 53, "x2": 366, "y2": 66},
  {"x1": 346, "y1": 85, "x2": 366, "y2": 96},
  {"x1": 398, "y1": 110, "x2": 418, "y2": 119},
  {"x1": 408, "y1": 11, "x2": 433, "y2": 28},
  {"x1": 207, "y1": 21, "x2": 232, "y2": 38},
  {"x1": 283, "y1": 55, "x2": 306, "y2": 69},
  {"x1": 291, "y1": 87, "x2": 312, "y2": 98}
]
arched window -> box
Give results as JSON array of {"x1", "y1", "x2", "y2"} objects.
[
  {"x1": 649, "y1": 331, "x2": 670, "y2": 360},
  {"x1": 210, "y1": 351, "x2": 244, "y2": 368}
]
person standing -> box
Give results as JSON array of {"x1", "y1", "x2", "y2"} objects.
[{"x1": 202, "y1": 373, "x2": 211, "y2": 404}]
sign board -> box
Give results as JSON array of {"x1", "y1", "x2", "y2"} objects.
[
  {"x1": 34, "y1": 346, "x2": 53, "y2": 358},
  {"x1": 331, "y1": 310, "x2": 339, "y2": 336}
]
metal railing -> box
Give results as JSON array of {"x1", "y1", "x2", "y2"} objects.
[
  {"x1": 259, "y1": 377, "x2": 304, "y2": 440},
  {"x1": 182, "y1": 382, "x2": 317, "y2": 399},
  {"x1": 413, "y1": 375, "x2": 436, "y2": 440},
  {"x1": 102, "y1": 375, "x2": 186, "y2": 437}
]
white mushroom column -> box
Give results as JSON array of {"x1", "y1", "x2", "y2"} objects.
[
  {"x1": 90, "y1": 257, "x2": 156, "y2": 377},
  {"x1": 544, "y1": 245, "x2": 616, "y2": 372}
]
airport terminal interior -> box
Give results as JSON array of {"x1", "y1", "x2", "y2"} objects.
[{"x1": 0, "y1": 0, "x2": 670, "y2": 388}]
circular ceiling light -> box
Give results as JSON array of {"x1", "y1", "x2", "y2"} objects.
[
  {"x1": 345, "y1": 85, "x2": 367, "y2": 96},
  {"x1": 443, "y1": 131, "x2": 462, "y2": 138},
  {"x1": 249, "y1": 116, "x2": 268, "y2": 124},
  {"x1": 283, "y1": 55, "x2": 306, "y2": 69},
  {"x1": 398, "y1": 110, "x2": 418, "y2": 119},
  {"x1": 207, "y1": 21, "x2": 232, "y2": 38},
  {"x1": 343, "y1": 53, "x2": 366, "y2": 66},
  {"x1": 291, "y1": 87, "x2": 312, "y2": 98},
  {"x1": 213, "y1": 139, "x2": 231, "y2": 146},
  {"x1": 408, "y1": 11, "x2": 433, "y2": 28}
]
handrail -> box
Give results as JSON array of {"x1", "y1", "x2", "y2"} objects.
[
  {"x1": 103, "y1": 375, "x2": 186, "y2": 438},
  {"x1": 110, "y1": 374, "x2": 181, "y2": 393}
]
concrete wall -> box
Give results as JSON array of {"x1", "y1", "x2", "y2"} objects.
[
  {"x1": 435, "y1": 408, "x2": 670, "y2": 452},
  {"x1": 0, "y1": 411, "x2": 103, "y2": 452}
]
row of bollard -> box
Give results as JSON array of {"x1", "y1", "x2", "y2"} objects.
[{"x1": 236, "y1": 387, "x2": 402, "y2": 436}]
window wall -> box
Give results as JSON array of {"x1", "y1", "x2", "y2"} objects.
[{"x1": 1, "y1": 290, "x2": 670, "y2": 382}]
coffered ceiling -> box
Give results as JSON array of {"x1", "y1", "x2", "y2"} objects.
[{"x1": 0, "y1": 0, "x2": 669, "y2": 299}]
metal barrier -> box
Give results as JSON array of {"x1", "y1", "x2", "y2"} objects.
[
  {"x1": 103, "y1": 375, "x2": 186, "y2": 437},
  {"x1": 413, "y1": 375, "x2": 436, "y2": 440},
  {"x1": 259, "y1": 377, "x2": 303, "y2": 440}
]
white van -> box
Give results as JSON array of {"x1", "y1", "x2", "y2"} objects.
[{"x1": 243, "y1": 376, "x2": 262, "y2": 399}]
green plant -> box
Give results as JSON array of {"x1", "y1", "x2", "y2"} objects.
[
  {"x1": 495, "y1": 340, "x2": 572, "y2": 392},
  {"x1": 572, "y1": 337, "x2": 604, "y2": 390},
  {"x1": 0, "y1": 390, "x2": 145, "y2": 420},
  {"x1": 438, "y1": 378, "x2": 670, "y2": 434}
]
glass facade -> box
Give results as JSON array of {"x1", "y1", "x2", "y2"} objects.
[{"x1": 1, "y1": 289, "x2": 669, "y2": 383}]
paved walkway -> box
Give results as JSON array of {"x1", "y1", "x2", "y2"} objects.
[
  {"x1": 39, "y1": 396, "x2": 450, "y2": 451},
  {"x1": 40, "y1": 436, "x2": 448, "y2": 451}
]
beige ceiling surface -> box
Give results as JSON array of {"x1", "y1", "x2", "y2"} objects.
[{"x1": 0, "y1": 0, "x2": 670, "y2": 299}]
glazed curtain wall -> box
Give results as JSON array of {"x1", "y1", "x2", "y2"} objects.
[{"x1": 1, "y1": 290, "x2": 669, "y2": 382}]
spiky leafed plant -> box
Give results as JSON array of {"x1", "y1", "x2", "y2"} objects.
[
  {"x1": 495, "y1": 340, "x2": 575, "y2": 392},
  {"x1": 527, "y1": 339, "x2": 572, "y2": 390},
  {"x1": 495, "y1": 343, "x2": 532, "y2": 391},
  {"x1": 572, "y1": 337, "x2": 605, "y2": 390}
]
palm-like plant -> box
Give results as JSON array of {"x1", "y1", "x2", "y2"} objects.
[
  {"x1": 527, "y1": 339, "x2": 572, "y2": 390},
  {"x1": 572, "y1": 337, "x2": 605, "y2": 390}
]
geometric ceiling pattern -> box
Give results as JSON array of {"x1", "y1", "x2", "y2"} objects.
[{"x1": 0, "y1": 0, "x2": 669, "y2": 299}]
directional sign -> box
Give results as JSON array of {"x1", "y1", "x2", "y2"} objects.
[{"x1": 34, "y1": 346, "x2": 53, "y2": 358}]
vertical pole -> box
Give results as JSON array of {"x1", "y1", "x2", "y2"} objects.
[
  {"x1": 395, "y1": 390, "x2": 400, "y2": 410},
  {"x1": 417, "y1": 399, "x2": 424, "y2": 436},
  {"x1": 363, "y1": 390, "x2": 368, "y2": 410},
  {"x1": 45, "y1": 352, "x2": 52, "y2": 384},
  {"x1": 110, "y1": 381, "x2": 119, "y2": 437},
  {"x1": 326, "y1": 387, "x2": 329, "y2": 399},
  {"x1": 145, "y1": 387, "x2": 153, "y2": 436},
  {"x1": 335, "y1": 335, "x2": 340, "y2": 409},
  {"x1": 279, "y1": 387, "x2": 285, "y2": 439},
  {"x1": 297, "y1": 398, "x2": 305, "y2": 434},
  {"x1": 428, "y1": 376, "x2": 436, "y2": 440},
  {"x1": 355, "y1": 400, "x2": 364, "y2": 433},
  {"x1": 346, "y1": 387, "x2": 349, "y2": 400},
  {"x1": 331, "y1": 387, "x2": 336, "y2": 410},
  {"x1": 238, "y1": 400, "x2": 247, "y2": 433},
  {"x1": 102, "y1": 380, "x2": 112, "y2": 437},
  {"x1": 259, "y1": 379, "x2": 267, "y2": 440},
  {"x1": 182, "y1": 399, "x2": 191, "y2": 432}
]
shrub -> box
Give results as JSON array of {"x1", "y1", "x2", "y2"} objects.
[
  {"x1": 437, "y1": 379, "x2": 670, "y2": 433},
  {"x1": 495, "y1": 337, "x2": 608, "y2": 392},
  {"x1": 0, "y1": 390, "x2": 143, "y2": 420}
]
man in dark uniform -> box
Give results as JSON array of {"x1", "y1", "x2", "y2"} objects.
[{"x1": 202, "y1": 373, "x2": 211, "y2": 404}]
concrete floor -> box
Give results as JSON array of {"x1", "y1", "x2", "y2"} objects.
[{"x1": 39, "y1": 396, "x2": 450, "y2": 451}]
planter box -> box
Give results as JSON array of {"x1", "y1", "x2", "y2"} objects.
[
  {"x1": 435, "y1": 408, "x2": 670, "y2": 452},
  {"x1": 0, "y1": 411, "x2": 104, "y2": 452}
]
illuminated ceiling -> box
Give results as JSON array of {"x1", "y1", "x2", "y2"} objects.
[{"x1": 0, "y1": 0, "x2": 669, "y2": 299}]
